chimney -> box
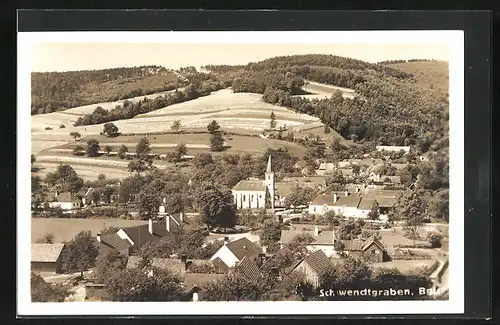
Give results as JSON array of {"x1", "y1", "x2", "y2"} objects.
[
  {"x1": 55, "y1": 190, "x2": 58, "y2": 198},
  {"x1": 224, "y1": 236, "x2": 229, "y2": 245},
  {"x1": 166, "y1": 215, "x2": 170, "y2": 232},
  {"x1": 314, "y1": 227, "x2": 319, "y2": 237},
  {"x1": 148, "y1": 219, "x2": 153, "y2": 234},
  {"x1": 96, "y1": 233, "x2": 101, "y2": 243},
  {"x1": 332, "y1": 228, "x2": 335, "y2": 244},
  {"x1": 163, "y1": 197, "x2": 167, "y2": 204},
  {"x1": 180, "y1": 254, "x2": 187, "y2": 273},
  {"x1": 333, "y1": 193, "x2": 338, "y2": 203},
  {"x1": 257, "y1": 253, "x2": 265, "y2": 267},
  {"x1": 345, "y1": 191, "x2": 349, "y2": 197},
  {"x1": 179, "y1": 211, "x2": 183, "y2": 222},
  {"x1": 262, "y1": 246, "x2": 267, "y2": 254}
]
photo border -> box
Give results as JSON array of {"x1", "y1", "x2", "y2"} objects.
[{"x1": 16, "y1": 10, "x2": 491, "y2": 319}]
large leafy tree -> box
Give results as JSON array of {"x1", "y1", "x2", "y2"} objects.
[
  {"x1": 194, "y1": 182, "x2": 236, "y2": 230},
  {"x1": 284, "y1": 186, "x2": 318, "y2": 211},
  {"x1": 207, "y1": 120, "x2": 220, "y2": 134},
  {"x1": 138, "y1": 190, "x2": 161, "y2": 220},
  {"x1": 94, "y1": 250, "x2": 127, "y2": 284},
  {"x1": 136, "y1": 137, "x2": 152, "y2": 161},
  {"x1": 86, "y1": 139, "x2": 101, "y2": 157},
  {"x1": 31, "y1": 273, "x2": 70, "y2": 302},
  {"x1": 60, "y1": 231, "x2": 99, "y2": 276},
  {"x1": 45, "y1": 164, "x2": 84, "y2": 193},
  {"x1": 391, "y1": 188, "x2": 428, "y2": 239},
  {"x1": 105, "y1": 267, "x2": 183, "y2": 301},
  {"x1": 210, "y1": 131, "x2": 225, "y2": 152},
  {"x1": 103, "y1": 122, "x2": 119, "y2": 137}
]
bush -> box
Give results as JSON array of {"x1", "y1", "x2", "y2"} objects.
[
  {"x1": 427, "y1": 233, "x2": 443, "y2": 248},
  {"x1": 363, "y1": 223, "x2": 381, "y2": 230},
  {"x1": 59, "y1": 124, "x2": 66, "y2": 129},
  {"x1": 383, "y1": 222, "x2": 391, "y2": 229},
  {"x1": 45, "y1": 127, "x2": 52, "y2": 130}
]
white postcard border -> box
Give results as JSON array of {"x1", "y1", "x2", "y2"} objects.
[{"x1": 17, "y1": 30, "x2": 464, "y2": 316}]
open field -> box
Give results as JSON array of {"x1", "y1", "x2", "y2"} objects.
[
  {"x1": 294, "y1": 81, "x2": 357, "y2": 100},
  {"x1": 371, "y1": 259, "x2": 437, "y2": 274},
  {"x1": 31, "y1": 218, "x2": 148, "y2": 243}
]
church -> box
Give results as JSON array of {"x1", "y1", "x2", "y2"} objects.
[{"x1": 232, "y1": 155, "x2": 277, "y2": 210}]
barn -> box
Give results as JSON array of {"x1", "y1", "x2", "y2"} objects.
[{"x1": 31, "y1": 243, "x2": 66, "y2": 274}]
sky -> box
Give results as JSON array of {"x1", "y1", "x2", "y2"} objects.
[{"x1": 31, "y1": 42, "x2": 450, "y2": 73}]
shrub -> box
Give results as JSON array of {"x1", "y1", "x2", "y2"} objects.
[
  {"x1": 59, "y1": 124, "x2": 66, "y2": 129},
  {"x1": 45, "y1": 127, "x2": 52, "y2": 130},
  {"x1": 427, "y1": 233, "x2": 443, "y2": 248}
]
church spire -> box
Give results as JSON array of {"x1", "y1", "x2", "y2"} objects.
[{"x1": 266, "y1": 155, "x2": 272, "y2": 173}]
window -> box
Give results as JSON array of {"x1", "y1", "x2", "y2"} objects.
[
  {"x1": 243, "y1": 195, "x2": 246, "y2": 202},
  {"x1": 313, "y1": 207, "x2": 316, "y2": 212},
  {"x1": 259, "y1": 195, "x2": 262, "y2": 199},
  {"x1": 251, "y1": 195, "x2": 254, "y2": 201}
]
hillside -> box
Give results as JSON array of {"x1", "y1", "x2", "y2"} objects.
[
  {"x1": 204, "y1": 54, "x2": 449, "y2": 153},
  {"x1": 31, "y1": 66, "x2": 189, "y2": 115},
  {"x1": 383, "y1": 60, "x2": 449, "y2": 100}
]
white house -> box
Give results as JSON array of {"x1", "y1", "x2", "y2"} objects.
[
  {"x1": 280, "y1": 226, "x2": 338, "y2": 258},
  {"x1": 210, "y1": 237, "x2": 262, "y2": 268},
  {"x1": 232, "y1": 155, "x2": 276, "y2": 209},
  {"x1": 48, "y1": 191, "x2": 81, "y2": 210},
  {"x1": 308, "y1": 192, "x2": 379, "y2": 219}
]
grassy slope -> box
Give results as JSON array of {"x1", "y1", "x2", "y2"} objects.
[{"x1": 385, "y1": 60, "x2": 449, "y2": 98}]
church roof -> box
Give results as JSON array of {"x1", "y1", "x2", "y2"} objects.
[
  {"x1": 266, "y1": 155, "x2": 272, "y2": 173},
  {"x1": 232, "y1": 180, "x2": 267, "y2": 192}
]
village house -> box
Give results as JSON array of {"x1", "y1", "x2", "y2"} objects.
[
  {"x1": 339, "y1": 236, "x2": 391, "y2": 263},
  {"x1": 233, "y1": 255, "x2": 265, "y2": 282},
  {"x1": 279, "y1": 226, "x2": 337, "y2": 257},
  {"x1": 368, "y1": 172, "x2": 402, "y2": 184},
  {"x1": 96, "y1": 214, "x2": 184, "y2": 255},
  {"x1": 183, "y1": 273, "x2": 226, "y2": 301},
  {"x1": 210, "y1": 237, "x2": 262, "y2": 268},
  {"x1": 31, "y1": 243, "x2": 66, "y2": 274},
  {"x1": 315, "y1": 162, "x2": 336, "y2": 176},
  {"x1": 308, "y1": 192, "x2": 382, "y2": 219},
  {"x1": 46, "y1": 191, "x2": 82, "y2": 210},
  {"x1": 290, "y1": 250, "x2": 332, "y2": 288}
]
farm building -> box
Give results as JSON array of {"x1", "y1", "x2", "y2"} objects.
[
  {"x1": 290, "y1": 250, "x2": 332, "y2": 288},
  {"x1": 339, "y1": 236, "x2": 391, "y2": 263},
  {"x1": 31, "y1": 243, "x2": 66, "y2": 274},
  {"x1": 210, "y1": 237, "x2": 262, "y2": 268},
  {"x1": 315, "y1": 162, "x2": 336, "y2": 176}
]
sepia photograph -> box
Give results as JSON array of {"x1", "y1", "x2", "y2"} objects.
[{"x1": 18, "y1": 30, "x2": 465, "y2": 316}]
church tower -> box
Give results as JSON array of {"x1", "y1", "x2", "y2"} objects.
[{"x1": 265, "y1": 155, "x2": 275, "y2": 209}]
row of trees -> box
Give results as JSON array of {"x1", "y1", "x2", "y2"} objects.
[{"x1": 31, "y1": 66, "x2": 188, "y2": 115}]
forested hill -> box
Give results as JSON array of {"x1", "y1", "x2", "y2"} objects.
[
  {"x1": 203, "y1": 54, "x2": 449, "y2": 154},
  {"x1": 31, "y1": 65, "x2": 189, "y2": 115}
]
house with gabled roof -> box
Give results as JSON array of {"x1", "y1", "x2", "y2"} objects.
[
  {"x1": 47, "y1": 191, "x2": 81, "y2": 210},
  {"x1": 339, "y1": 236, "x2": 391, "y2": 263},
  {"x1": 31, "y1": 243, "x2": 66, "y2": 274},
  {"x1": 290, "y1": 250, "x2": 332, "y2": 288},
  {"x1": 210, "y1": 237, "x2": 262, "y2": 268},
  {"x1": 279, "y1": 225, "x2": 338, "y2": 257},
  {"x1": 234, "y1": 256, "x2": 263, "y2": 282}
]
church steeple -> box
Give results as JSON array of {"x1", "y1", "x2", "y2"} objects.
[
  {"x1": 266, "y1": 154, "x2": 272, "y2": 173},
  {"x1": 265, "y1": 155, "x2": 275, "y2": 210}
]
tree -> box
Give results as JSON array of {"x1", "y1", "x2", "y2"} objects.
[
  {"x1": 367, "y1": 206, "x2": 380, "y2": 220},
  {"x1": 170, "y1": 143, "x2": 188, "y2": 162},
  {"x1": 138, "y1": 190, "x2": 161, "y2": 220},
  {"x1": 333, "y1": 240, "x2": 345, "y2": 253},
  {"x1": 136, "y1": 137, "x2": 152, "y2": 161},
  {"x1": 72, "y1": 145, "x2": 85, "y2": 156},
  {"x1": 60, "y1": 231, "x2": 99, "y2": 276},
  {"x1": 193, "y1": 153, "x2": 214, "y2": 169},
  {"x1": 194, "y1": 182, "x2": 236, "y2": 230},
  {"x1": 118, "y1": 144, "x2": 129, "y2": 159},
  {"x1": 128, "y1": 160, "x2": 147, "y2": 174},
  {"x1": 337, "y1": 220, "x2": 363, "y2": 240},
  {"x1": 392, "y1": 189, "x2": 427, "y2": 240},
  {"x1": 324, "y1": 124, "x2": 331, "y2": 134},
  {"x1": 36, "y1": 233, "x2": 55, "y2": 244},
  {"x1": 31, "y1": 154, "x2": 36, "y2": 165},
  {"x1": 284, "y1": 186, "x2": 318, "y2": 211},
  {"x1": 105, "y1": 145, "x2": 113, "y2": 155},
  {"x1": 329, "y1": 169, "x2": 346, "y2": 185},
  {"x1": 86, "y1": 139, "x2": 101, "y2": 157},
  {"x1": 49, "y1": 164, "x2": 84, "y2": 193},
  {"x1": 103, "y1": 122, "x2": 119, "y2": 137},
  {"x1": 427, "y1": 233, "x2": 443, "y2": 248},
  {"x1": 171, "y1": 120, "x2": 181, "y2": 132},
  {"x1": 210, "y1": 131, "x2": 225, "y2": 152},
  {"x1": 201, "y1": 273, "x2": 266, "y2": 301},
  {"x1": 260, "y1": 221, "x2": 282, "y2": 246},
  {"x1": 320, "y1": 257, "x2": 371, "y2": 293},
  {"x1": 95, "y1": 250, "x2": 127, "y2": 284},
  {"x1": 31, "y1": 273, "x2": 70, "y2": 302},
  {"x1": 270, "y1": 111, "x2": 277, "y2": 129},
  {"x1": 207, "y1": 120, "x2": 220, "y2": 134},
  {"x1": 105, "y1": 267, "x2": 183, "y2": 301},
  {"x1": 70, "y1": 132, "x2": 81, "y2": 141}
]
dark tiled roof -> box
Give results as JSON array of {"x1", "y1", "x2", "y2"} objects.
[
  {"x1": 56, "y1": 192, "x2": 74, "y2": 203},
  {"x1": 232, "y1": 180, "x2": 267, "y2": 192},
  {"x1": 333, "y1": 195, "x2": 361, "y2": 208},
  {"x1": 301, "y1": 250, "x2": 332, "y2": 275},
  {"x1": 358, "y1": 197, "x2": 378, "y2": 210},
  {"x1": 99, "y1": 233, "x2": 132, "y2": 250},
  {"x1": 31, "y1": 243, "x2": 65, "y2": 263},
  {"x1": 226, "y1": 237, "x2": 262, "y2": 260},
  {"x1": 362, "y1": 237, "x2": 387, "y2": 252},
  {"x1": 212, "y1": 257, "x2": 230, "y2": 273},
  {"x1": 236, "y1": 256, "x2": 262, "y2": 282},
  {"x1": 310, "y1": 194, "x2": 334, "y2": 206},
  {"x1": 183, "y1": 273, "x2": 225, "y2": 292},
  {"x1": 121, "y1": 219, "x2": 180, "y2": 250},
  {"x1": 340, "y1": 239, "x2": 366, "y2": 251}
]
